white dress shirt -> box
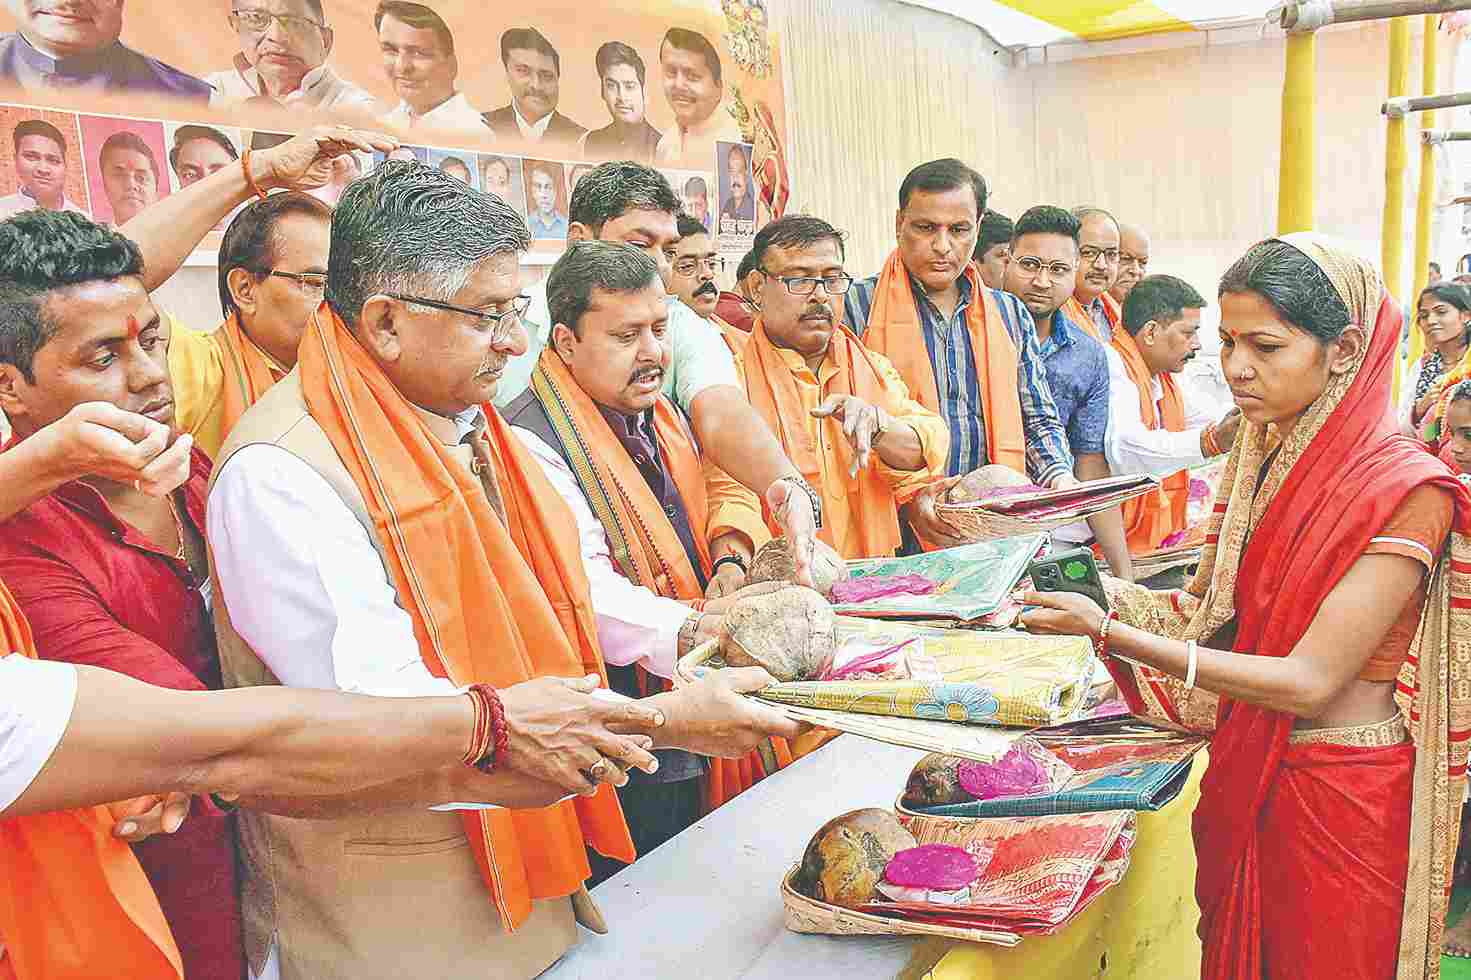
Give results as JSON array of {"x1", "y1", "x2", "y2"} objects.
[
  {"x1": 204, "y1": 59, "x2": 379, "y2": 113},
  {"x1": 0, "y1": 190, "x2": 85, "y2": 220},
  {"x1": 1102, "y1": 345, "x2": 1222, "y2": 478},
  {"x1": 382, "y1": 91, "x2": 492, "y2": 133},
  {"x1": 654, "y1": 107, "x2": 745, "y2": 164},
  {"x1": 0, "y1": 655, "x2": 76, "y2": 814},
  {"x1": 512, "y1": 428, "x2": 691, "y2": 680},
  {"x1": 513, "y1": 104, "x2": 553, "y2": 142}
]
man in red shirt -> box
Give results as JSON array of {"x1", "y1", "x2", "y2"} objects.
[{"x1": 0, "y1": 206, "x2": 242, "y2": 980}]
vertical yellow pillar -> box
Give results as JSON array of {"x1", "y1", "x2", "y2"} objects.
[
  {"x1": 1278, "y1": 31, "x2": 1317, "y2": 233},
  {"x1": 1409, "y1": 15, "x2": 1440, "y2": 370},
  {"x1": 1385, "y1": 18, "x2": 1412, "y2": 399}
]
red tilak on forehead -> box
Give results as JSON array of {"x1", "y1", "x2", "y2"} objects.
[{"x1": 125, "y1": 314, "x2": 140, "y2": 340}]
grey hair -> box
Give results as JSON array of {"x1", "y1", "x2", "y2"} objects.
[
  {"x1": 546, "y1": 240, "x2": 660, "y2": 337},
  {"x1": 327, "y1": 161, "x2": 529, "y2": 326},
  {"x1": 1070, "y1": 205, "x2": 1119, "y2": 234}
]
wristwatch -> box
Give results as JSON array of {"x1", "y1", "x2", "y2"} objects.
[{"x1": 774, "y1": 474, "x2": 824, "y2": 530}]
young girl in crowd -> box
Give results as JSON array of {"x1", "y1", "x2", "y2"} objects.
[{"x1": 1403, "y1": 282, "x2": 1471, "y2": 441}]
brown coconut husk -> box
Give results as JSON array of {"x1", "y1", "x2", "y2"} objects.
[
  {"x1": 901, "y1": 754, "x2": 974, "y2": 809},
  {"x1": 792, "y1": 808, "x2": 917, "y2": 908},
  {"x1": 746, "y1": 536, "x2": 849, "y2": 597},
  {"x1": 718, "y1": 584, "x2": 837, "y2": 682},
  {"x1": 945, "y1": 464, "x2": 1034, "y2": 505}
]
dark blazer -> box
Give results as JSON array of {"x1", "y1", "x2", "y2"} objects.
[
  {"x1": 0, "y1": 33, "x2": 211, "y2": 102},
  {"x1": 483, "y1": 105, "x2": 587, "y2": 147}
]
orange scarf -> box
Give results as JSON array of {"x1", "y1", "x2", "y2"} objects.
[
  {"x1": 1110, "y1": 328, "x2": 1189, "y2": 552},
  {"x1": 741, "y1": 317, "x2": 903, "y2": 559},
  {"x1": 861, "y1": 252, "x2": 1024, "y2": 472},
  {"x1": 1061, "y1": 295, "x2": 1111, "y2": 343},
  {"x1": 0, "y1": 583, "x2": 183, "y2": 980},
  {"x1": 296, "y1": 305, "x2": 634, "y2": 932},
  {"x1": 531, "y1": 350, "x2": 796, "y2": 809},
  {"x1": 216, "y1": 312, "x2": 287, "y2": 439}
]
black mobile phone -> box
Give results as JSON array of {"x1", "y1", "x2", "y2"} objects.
[{"x1": 1027, "y1": 548, "x2": 1109, "y2": 611}]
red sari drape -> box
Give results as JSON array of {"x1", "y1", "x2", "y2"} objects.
[{"x1": 1189, "y1": 295, "x2": 1471, "y2": 979}]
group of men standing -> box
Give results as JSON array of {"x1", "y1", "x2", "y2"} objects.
[{"x1": 0, "y1": 116, "x2": 1239, "y2": 978}]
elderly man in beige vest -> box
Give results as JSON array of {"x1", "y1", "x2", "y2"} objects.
[{"x1": 205, "y1": 161, "x2": 800, "y2": 980}]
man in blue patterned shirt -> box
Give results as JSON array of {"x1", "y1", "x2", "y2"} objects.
[
  {"x1": 843, "y1": 158, "x2": 1074, "y2": 549},
  {"x1": 1004, "y1": 206, "x2": 1133, "y2": 580}
]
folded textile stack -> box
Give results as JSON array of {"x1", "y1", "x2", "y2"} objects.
[
  {"x1": 831, "y1": 535, "x2": 1047, "y2": 622},
  {"x1": 934, "y1": 473, "x2": 1160, "y2": 542}
]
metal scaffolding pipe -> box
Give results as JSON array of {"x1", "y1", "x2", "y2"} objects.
[
  {"x1": 1411, "y1": 13, "x2": 1440, "y2": 369},
  {"x1": 1424, "y1": 129, "x2": 1471, "y2": 141},
  {"x1": 1384, "y1": 91, "x2": 1471, "y2": 116},
  {"x1": 1276, "y1": 1, "x2": 1471, "y2": 32},
  {"x1": 1383, "y1": 19, "x2": 1412, "y2": 309}
]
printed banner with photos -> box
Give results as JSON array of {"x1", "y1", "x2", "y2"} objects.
[{"x1": 0, "y1": 0, "x2": 789, "y2": 255}]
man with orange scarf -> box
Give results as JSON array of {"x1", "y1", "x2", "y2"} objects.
[
  {"x1": 507, "y1": 240, "x2": 810, "y2": 872},
  {"x1": 737, "y1": 215, "x2": 947, "y2": 559},
  {"x1": 207, "y1": 162, "x2": 799, "y2": 979},
  {"x1": 1105, "y1": 275, "x2": 1240, "y2": 576},
  {"x1": 843, "y1": 159, "x2": 1073, "y2": 550},
  {"x1": 168, "y1": 192, "x2": 332, "y2": 458},
  {"x1": 1059, "y1": 206, "x2": 1124, "y2": 343}
]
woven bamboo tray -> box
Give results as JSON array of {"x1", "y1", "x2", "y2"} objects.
[
  {"x1": 931, "y1": 499, "x2": 1120, "y2": 543},
  {"x1": 674, "y1": 639, "x2": 722, "y2": 686},
  {"x1": 780, "y1": 865, "x2": 1021, "y2": 947}
]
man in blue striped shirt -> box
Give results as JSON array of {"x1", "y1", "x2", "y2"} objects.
[{"x1": 843, "y1": 159, "x2": 1074, "y2": 548}]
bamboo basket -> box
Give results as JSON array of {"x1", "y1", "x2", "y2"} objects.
[
  {"x1": 931, "y1": 499, "x2": 1117, "y2": 543},
  {"x1": 779, "y1": 865, "x2": 1021, "y2": 947}
]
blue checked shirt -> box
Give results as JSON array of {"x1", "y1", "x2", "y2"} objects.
[
  {"x1": 1035, "y1": 307, "x2": 1111, "y2": 458},
  {"x1": 844, "y1": 273, "x2": 1074, "y2": 485}
]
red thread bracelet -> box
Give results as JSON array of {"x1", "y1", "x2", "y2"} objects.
[{"x1": 240, "y1": 145, "x2": 269, "y2": 202}]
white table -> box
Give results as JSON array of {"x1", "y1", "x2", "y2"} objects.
[{"x1": 543, "y1": 737, "x2": 936, "y2": 980}]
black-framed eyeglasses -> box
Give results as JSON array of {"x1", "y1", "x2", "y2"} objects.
[
  {"x1": 230, "y1": 8, "x2": 326, "y2": 37},
  {"x1": 266, "y1": 270, "x2": 328, "y2": 294},
  {"x1": 674, "y1": 255, "x2": 723, "y2": 278},
  {"x1": 385, "y1": 292, "x2": 532, "y2": 343},
  {"x1": 758, "y1": 269, "x2": 855, "y2": 296},
  {"x1": 1079, "y1": 246, "x2": 1120, "y2": 265}
]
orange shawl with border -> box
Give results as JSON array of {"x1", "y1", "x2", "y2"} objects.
[
  {"x1": 530, "y1": 349, "x2": 795, "y2": 809},
  {"x1": 1110, "y1": 328, "x2": 1189, "y2": 553},
  {"x1": 0, "y1": 583, "x2": 183, "y2": 980},
  {"x1": 861, "y1": 253, "x2": 1025, "y2": 472},
  {"x1": 297, "y1": 304, "x2": 634, "y2": 932},
  {"x1": 216, "y1": 312, "x2": 286, "y2": 441},
  {"x1": 741, "y1": 317, "x2": 903, "y2": 559}
]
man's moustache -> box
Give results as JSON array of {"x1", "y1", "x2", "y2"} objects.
[
  {"x1": 694, "y1": 281, "x2": 719, "y2": 298},
  {"x1": 629, "y1": 367, "x2": 664, "y2": 385}
]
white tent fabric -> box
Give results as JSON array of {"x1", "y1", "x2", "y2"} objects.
[{"x1": 897, "y1": 1, "x2": 1275, "y2": 47}]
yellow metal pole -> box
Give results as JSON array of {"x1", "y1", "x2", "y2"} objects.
[
  {"x1": 1409, "y1": 15, "x2": 1439, "y2": 370},
  {"x1": 1386, "y1": 18, "x2": 1412, "y2": 399},
  {"x1": 1278, "y1": 31, "x2": 1317, "y2": 233}
]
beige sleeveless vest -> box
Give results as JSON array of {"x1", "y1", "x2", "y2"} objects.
[{"x1": 207, "y1": 369, "x2": 577, "y2": 980}]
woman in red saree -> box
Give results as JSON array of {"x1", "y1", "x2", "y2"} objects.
[{"x1": 1024, "y1": 233, "x2": 1471, "y2": 980}]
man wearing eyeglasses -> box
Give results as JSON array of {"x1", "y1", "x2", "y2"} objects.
[
  {"x1": 204, "y1": 161, "x2": 801, "y2": 979},
  {"x1": 1002, "y1": 206, "x2": 1132, "y2": 581},
  {"x1": 1063, "y1": 206, "x2": 1123, "y2": 341},
  {"x1": 1109, "y1": 222, "x2": 1151, "y2": 307},
  {"x1": 843, "y1": 158, "x2": 1074, "y2": 551},
  {"x1": 736, "y1": 215, "x2": 947, "y2": 560},
  {"x1": 0, "y1": 0, "x2": 210, "y2": 102},
  {"x1": 206, "y1": 0, "x2": 378, "y2": 113}
]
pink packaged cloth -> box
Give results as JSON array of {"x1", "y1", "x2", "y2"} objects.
[{"x1": 827, "y1": 574, "x2": 937, "y2": 604}]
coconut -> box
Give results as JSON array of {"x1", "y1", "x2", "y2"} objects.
[
  {"x1": 718, "y1": 584, "x2": 837, "y2": 681},
  {"x1": 901, "y1": 753, "x2": 975, "y2": 809},
  {"x1": 792, "y1": 808, "x2": 917, "y2": 908},
  {"x1": 945, "y1": 464, "x2": 1035, "y2": 505},
  {"x1": 746, "y1": 536, "x2": 848, "y2": 596}
]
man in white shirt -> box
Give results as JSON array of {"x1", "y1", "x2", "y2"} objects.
[
  {"x1": 484, "y1": 28, "x2": 587, "y2": 148},
  {"x1": 375, "y1": 1, "x2": 490, "y2": 134},
  {"x1": 205, "y1": 0, "x2": 378, "y2": 114},
  {"x1": 655, "y1": 27, "x2": 744, "y2": 164},
  {"x1": 0, "y1": 119, "x2": 86, "y2": 219},
  {"x1": 1104, "y1": 274, "x2": 1240, "y2": 481},
  {"x1": 494, "y1": 161, "x2": 824, "y2": 584},
  {"x1": 206, "y1": 162, "x2": 801, "y2": 979}
]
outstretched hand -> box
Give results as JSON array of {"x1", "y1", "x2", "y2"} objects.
[
  {"x1": 109, "y1": 791, "x2": 191, "y2": 843},
  {"x1": 1017, "y1": 589, "x2": 1106, "y2": 640},
  {"x1": 811, "y1": 394, "x2": 886, "y2": 476},
  {"x1": 765, "y1": 478, "x2": 818, "y2": 589},
  {"x1": 257, "y1": 125, "x2": 398, "y2": 192},
  {"x1": 655, "y1": 666, "x2": 804, "y2": 757},
  {"x1": 38, "y1": 402, "x2": 193, "y2": 495}
]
